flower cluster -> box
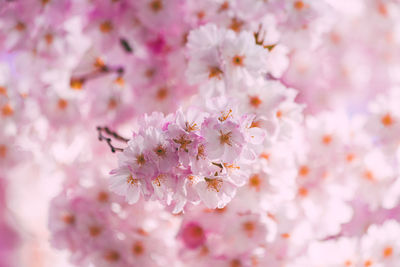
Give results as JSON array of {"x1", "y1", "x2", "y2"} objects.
[
  {"x1": 110, "y1": 107, "x2": 265, "y2": 212},
  {"x1": 49, "y1": 175, "x2": 179, "y2": 267}
]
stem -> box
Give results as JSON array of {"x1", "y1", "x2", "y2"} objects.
[{"x1": 97, "y1": 126, "x2": 128, "y2": 153}]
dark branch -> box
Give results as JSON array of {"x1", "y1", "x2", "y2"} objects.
[
  {"x1": 103, "y1": 127, "x2": 129, "y2": 142},
  {"x1": 97, "y1": 126, "x2": 127, "y2": 153},
  {"x1": 120, "y1": 38, "x2": 133, "y2": 53},
  {"x1": 70, "y1": 65, "x2": 125, "y2": 88}
]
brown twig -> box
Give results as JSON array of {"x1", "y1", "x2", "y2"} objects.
[
  {"x1": 102, "y1": 126, "x2": 129, "y2": 143},
  {"x1": 97, "y1": 126, "x2": 127, "y2": 153}
]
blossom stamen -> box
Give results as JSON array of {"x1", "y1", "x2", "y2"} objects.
[
  {"x1": 70, "y1": 78, "x2": 84, "y2": 90},
  {"x1": 99, "y1": 21, "x2": 113, "y2": 33},
  {"x1": 97, "y1": 191, "x2": 109, "y2": 202},
  {"x1": 185, "y1": 121, "x2": 198, "y2": 132},
  {"x1": 383, "y1": 246, "x2": 393, "y2": 258},
  {"x1": 156, "y1": 87, "x2": 168, "y2": 100},
  {"x1": 232, "y1": 55, "x2": 245, "y2": 66},
  {"x1": 208, "y1": 66, "x2": 223, "y2": 79},
  {"x1": 132, "y1": 241, "x2": 145, "y2": 255},
  {"x1": 219, "y1": 109, "x2": 232, "y2": 121},
  {"x1": 381, "y1": 113, "x2": 394, "y2": 126},
  {"x1": 294, "y1": 1, "x2": 305, "y2": 10},
  {"x1": 89, "y1": 225, "x2": 102, "y2": 237},
  {"x1": 104, "y1": 250, "x2": 120, "y2": 262},
  {"x1": 154, "y1": 145, "x2": 167, "y2": 157},
  {"x1": 196, "y1": 144, "x2": 206, "y2": 160},
  {"x1": 149, "y1": 0, "x2": 163, "y2": 12},
  {"x1": 298, "y1": 165, "x2": 309, "y2": 177},
  {"x1": 0, "y1": 145, "x2": 7, "y2": 158},
  {"x1": 229, "y1": 18, "x2": 244, "y2": 32},
  {"x1": 205, "y1": 178, "x2": 223, "y2": 192},
  {"x1": 344, "y1": 260, "x2": 352, "y2": 267},
  {"x1": 173, "y1": 135, "x2": 192, "y2": 152},
  {"x1": 249, "y1": 174, "x2": 262, "y2": 191},
  {"x1": 61, "y1": 213, "x2": 75, "y2": 225},
  {"x1": 127, "y1": 175, "x2": 139, "y2": 186},
  {"x1": 136, "y1": 154, "x2": 146, "y2": 165},
  {"x1": 363, "y1": 170, "x2": 375, "y2": 182},
  {"x1": 2, "y1": 104, "x2": 13, "y2": 116},
  {"x1": 322, "y1": 134, "x2": 332, "y2": 145},
  {"x1": 15, "y1": 22, "x2": 26, "y2": 31},
  {"x1": 0, "y1": 86, "x2": 7, "y2": 96},
  {"x1": 57, "y1": 99, "x2": 68, "y2": 110},
  {"x1": 249, "y1": 96, "x2": 262, "y2": 108},
  {"x1": 219, "y1": 131, "x2": 233, "y2": 146},
  {"x1": 242, "y1": 221, "x2": 255, "y2": 237}
]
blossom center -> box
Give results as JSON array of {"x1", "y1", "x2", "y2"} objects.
[
  {"x1": 294, "y1": 1, "x2": 305, "y2": 10},
  {"x1": 62, "y1": 213, "x2": 75, "y2": 225},
  {"x1": 298, "y1": 165, "x2": 309, "y2": 177},
  {"x1": 383, "y1": 246, "x2": 393, "y2": 258},
  {"x1": 219, "y1": 1, "x2": 229, "y2": 12},
  {"x1": 145, "y1": 68, "x2": 156, "y2": 78},
  {"x1": 99, "y1": 21, "x2": 113, "y2": 33},
  {"x1": 298, "y1": 187, "x2": 308, "y2": 197},
  {"x1": 196, "y1": 144, "x2": 206, "y2": 160},
  {"x1": 205, "y1": 178, "x2": 223, "y2": 192},
  {"x1": 70, "y1": 78, "x2": 84, "y2": 90},
  {"x1": 173, "y1": 135, "x2": 192, "y2": 152},
  {"x1": 115, "y1": 77, "x2": 124, "y2": 86},
  {"x1": 346, "y1": 153, "x2": 355, "y2": 162},
  {"x1": 249, "y1": 174, "x2": 261, "y2": 190},
  {"x1": 208, "y1": 66, "x2": 223, "y2": 79},
  {"x1": 94, "y1": 57, "x2": 106, "y2": 69},
  {"x1": 232, "y1": 55, "x2": 244, "y2": 66},
  {"x1": 104, "y1": 250, "x2": 120, "y2": 262},
  {"x1": 108, "y1": 98, "x2": 118, "y2": 109},
  {"x1": 57, "y1": 99, "x2": 68, "y2": 110},
  {"x1": 156, "y1": 87, "x2": 168, "y2": 100},
  {"x1": 132, "y1": 241, "x2": 145, "y2": 255},
  {"x1": 250, "y1": 120, "x2": 261, "y2": 128},
  {"x1": 229, "y1": 18, "x2": 243, "y2": 32},
  {"x1": 149, "y1": 0, "x2": 163, "y2": 12},
  {"x1": 0, "y1": 145, "x2": 7, "y2": 158},
  {"x1": 89, "y1": 225, "x2": 102, "y2": 237},
  {"x1": 249, "y1": 96, "x2": 262, "y2": 108},
  {"x1": 363, "y1": 170, "x2": 375, "y2": 182},
  {"x1": 242, "y1": 221, "x2": 255, "y2": 236},
  {"x1": 219, "y1": 109, "x2": 232, "y2": 121},
  {"x1": 230, "y1": 259, "x2": 242, "y2": 267},
  {"x1": 15, "y1": 22, "x2": 26, "y2": 31},
  {"x1": 153, "y1": 175, "x2": 163, "y2": 186},
  {"x1": 219, "y1": 131, "x2": 233, "y2": 146},
  {"x1": 0, "y1": 86, "x2": 7, "y2": 96},
  {"x1": 154, "y1": 145, "x2": 167, "y2": 157},
  {"x1": 44, "y1": 33, "x2": 53, "y2": 45},
  {"x1": 127, "y1": 175, "x2": 139, "y2": 185},
  {"x1": 185, "y1": 121, "x2": 198, "y2": 132},
  {"x1": 97, "y1": 191, "x2": 109, "y2": 202},
  {"x1": 197, "y1": 10, "x2": 205, "y2": 20},
  {"x1": 281, "y1": 233, "x2": 290, "y2": 239},
  {"x1": 136, "y1": 154, "x2": 146, "y2": 165},
  {"x1": 2, "y1": 104, "x2": 14, "y2": 117},
  {"x1": 381, "y1": 113, "x2": 394, "y2": 126},
  {"x1": 322, "y1": 134, "x2": 332, "y2": 145}
]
